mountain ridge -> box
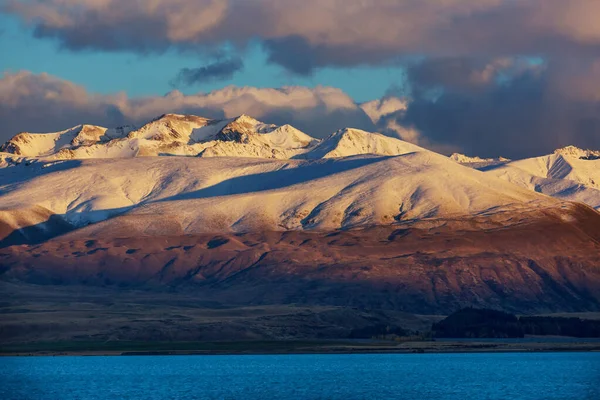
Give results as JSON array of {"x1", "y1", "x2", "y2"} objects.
[
  {"x1": 3, "y1": 114, "x2": 598, "y2": 166},
  {"x1": 2, "y1": 113, "x2": 600, "y2": 319},
  {"x1": 454, "y1": 146, "x2": 600, "y2": 210},
  {"x1": 0, "y1": 152, "x2": 552, "y2": 245},
  {"x1": 1, "y1": 113, "x2": 320, "y2": 160},
  {"x1": 1, "y1": 113, "x2": 598, "y2": 228}
]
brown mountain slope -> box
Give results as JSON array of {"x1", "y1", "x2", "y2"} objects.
[{"x1": 1, "y1": 202, "x2": 599, "y2": 315}]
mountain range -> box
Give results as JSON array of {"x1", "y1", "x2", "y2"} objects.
[
  {"x1": 1, "y1": 113, "x2": 600, "y2": 342},
  {"x1": 1, "y1": 113, "x2": 598, "y2": 238}
]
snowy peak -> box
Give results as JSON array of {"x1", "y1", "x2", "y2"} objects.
[
  {"x1": 0, "y1": 124, "x2": 134, "y2": 157},
  {"x1": 1, "y1": 114, "x2": 431, "y2": 161},
  {"x1": 197, "y1": 116, "x2": 321, "y2": 159},
  {"x1": 304, "y1": 128, "x2": 424, "y2": 159},
  {"x1": 127, "y1": 114, "x2": 210, "y2": 143},
  {"x1": 198, "y1": 122, "x2": 320, "y2": 159},
  {"x1": 456, "y1": 147, "x2": 600, "y2": 210},
  {"x1": 260, "y1": 124, "x2": 318, "y2": 150},
  {"x1": 553, "y1": 145, "x2": 600, "y2": 160},
  {"x1": 450, "y1": 153, "x2": 510, "y2": 167},
  {"x1": 69, "y1": 125, "x2": 107, "y2": 147},
  {"x1": 0, "y1": 114, "x2": 290, "y2": 159},
  {"x1": 213, "y1": 114, "x2": 277, "y2": 143},
  {"x1": 0, "y1": 129, "x2": 66, "y2": 156},
  {"x1": 132, "y1": 113, "x2": 273, "y2": 144}
]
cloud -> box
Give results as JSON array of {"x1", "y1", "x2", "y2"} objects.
[
  {"x1": 171, "y1": 57, "x2": 244, "y2": 86},
  {"x1": 2, "y1": 70, "x2": 599, "y2": 159},
  {"x1": 0, "y1": 71, "x2": 376, "y2": 143},
  {"x1": 359, "y1": 96, "x2": 460, "y2": 155},
  {"x1": 406, "y1": 57, "x2": 544, "y2": 95},
  {"x1": 4, "y1": 2, "x2": 600, "y2": 158},
  {"x1": 262, "y1": 36, "x2": 317, "y2": 76},
  {"x1": 3, "y1": 0, "x2": 230, "y2": 53},
  {"x1": 0, "y1": 71, "x2": 131, "y2": 137},
  {"x1": 3, "y1": 68, "x2": 600, "y2": 159},
  {"x1": 396, "y1": 58, "x2": 600, "y2": 159},
  {"x1": 5, "y1": 0, "x2": 600, "y2": 73},
  {"x1": 360, "y1": 97, "x2": 407, "y2": 125}
]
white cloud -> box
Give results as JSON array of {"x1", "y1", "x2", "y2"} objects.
[
  {"x1": 2, "y1": 70, "x2": 599, "y2": 159},
  {"x1": 0, "y1": 71, "x2": 376, "y2": 142}
]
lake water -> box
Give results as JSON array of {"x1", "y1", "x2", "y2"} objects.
[{"x1": 2, "y1": 352, "x2": 600, "y2": 399}]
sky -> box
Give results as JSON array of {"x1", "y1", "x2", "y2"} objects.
[
  {"x1": 0, "y1": 13, "x2": 404, "y2": 101},
  {"x1": 1, "y1": 0, "x2": 600, "y2": 158}
]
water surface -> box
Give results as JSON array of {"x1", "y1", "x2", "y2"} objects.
[{"x1": 2, "y1": 352, "x2": 600, "y2": 399}]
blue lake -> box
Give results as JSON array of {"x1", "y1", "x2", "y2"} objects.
[{"x1": 2, "y1": 352, "x2": 600, "y2": 399}]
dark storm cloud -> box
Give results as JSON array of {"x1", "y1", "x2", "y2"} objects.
[
  {"x1": 171, "y1": 57, "x2": 244, "y2": 86},
  {"x1": 405, "y1": 57, "x2": 525, "y2": 93},
  {"x1": 397, "y1": 59, "x2": 600, "y2": 159},
  {"x1": 263, "y1": 36, "x2": 317, "y2": 76}
]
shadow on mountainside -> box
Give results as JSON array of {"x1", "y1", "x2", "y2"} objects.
[
  {"x1": 0, "y1": 214, "x2": 75, "y2": 249},
  {"x1": 0, "y1": 157, "x2": 390, "y2": 247},
  {"x1": 159, "y1": 156, "x2": 392, "y2": 202},
  {"x1": 0, "y1": 159, "x2": 83, "y2": 195},
  {"x1": 0, "y1": 206, "x2": 133, "y2": 249}
]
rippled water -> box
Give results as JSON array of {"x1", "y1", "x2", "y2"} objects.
[{"x1": 2, "y1": 352, "x2": 600, "y2": 399}]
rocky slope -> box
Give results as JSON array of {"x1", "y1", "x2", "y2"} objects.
[{"x1": 2, "y1": 202, "x2": 599, "y2": 314}]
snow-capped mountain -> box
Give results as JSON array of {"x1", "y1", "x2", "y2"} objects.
[
  {"x1": 450, "y1": 153, "x2": 510, "y2": 167},
  {"x1": 0, "y1": 124, "x2": 135, "y2": 158},
  {"x1": 200, "y1": 122, "x2": 318, "y2": 159},
  {"x1": 454, "y1": 146, "x2": 600, "y2": 210},
  {"x1": 553, "y1": 145, "x2": 600, "y2": 160},
  {"x1": 1, "y1": 113, "x2": 599, "y2": 247},
  {"x1": 0, "y1": 150, "x2": 553, "y2": 242},
  {"x1": 302, "y1": 128, "x2": 423, "y2": 159},
  {"x1": 2, "y1": 114, "x2": 600, "y2": 317},
  {"x1": 0, "y1": 114, "x2": 319, "y2": 160},
  {"x1": 0, "y1": 114, "x2": 425, "y2": 161}
]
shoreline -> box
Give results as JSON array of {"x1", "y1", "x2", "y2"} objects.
[{"x1": 3, "y1": 339, "x2": 600, "y2": 357}]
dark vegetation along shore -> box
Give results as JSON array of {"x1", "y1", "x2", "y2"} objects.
[
  {"x1": 3, "y1": 338, "x2": 600, "y2": 357},
  {"x1": 2, "y1": 303, "x2": 600, "y2": 356},
  {"x1": 432, "y1": 308, "x2": 600, "y2": 338}
]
